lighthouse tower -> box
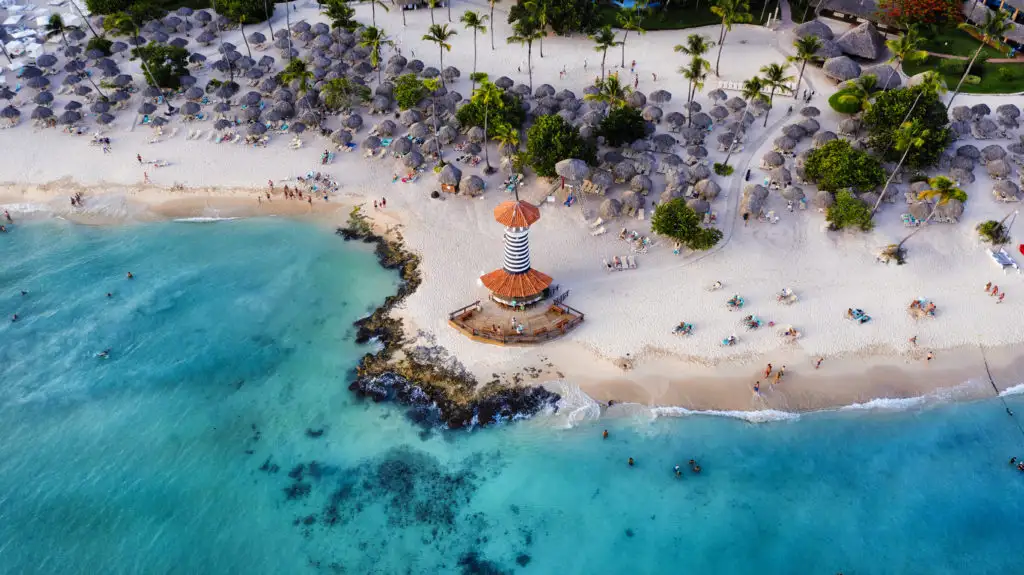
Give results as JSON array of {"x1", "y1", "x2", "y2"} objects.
[{"x1": 480, "y1": 199, "x2": 552, "y2": 307}]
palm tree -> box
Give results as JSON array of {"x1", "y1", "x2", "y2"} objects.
[
  {"x1": 758, "y1": 62, "x2": 793, "y2": 127},
  {"x1": 422, "y1": 77, "x2": 443, "y2": 159},
  {"x1": 617, "y1": 11, "x2": 645, "y2": 69},
  {"x1": 871, "y1": 119, "x2": 929, "y2": 217},
  {"x1": 367, "y1": 0, "x2": 389, "y2": 27},
  {"x1": 460, "y1": 10, "x2": 488, "y2": 80},
  {"x1": 45, "y1": 14, "x2": 107, "y2": 98},
  {"x1": 679, "y1": 56, "x2": 710, "y2": 125},
  {"x1": 359, "y1": 26, "x2": 393, "y2": 85},
  {"x1": 447, "y1": 0, "x2": 453, "y2": 22},
  {"x1": 948, "y1": 10, "x2": 1012, "y2": 109},
  {"x1": 263, "y1": 0, "x2": 275, "y2": 40},
  {"x1": 742, "y1": 75, "x2": 766, "y2": 105},
  {"x1": 281, "y1": 58, "x2": 314, "y2": 95},
  {"x1": 674, "y1": 34, "x2": 713, "y2": 113},
  {"x1": 423, "y1": 23, "x2": 457, "y2": 87},
  {"x1": 240, "y1": 16, "x2": 253, "y2": 59},
  {"x1": 507, "y1": 20, "x2": 543, "y2": 92},
  {"x1": 845, "y1": 73, "x2": 878, "y2": 109},
  {"x1": 428, "y1": 0, "x2": 438, "y2": 25},
  {"x1": 489, "y1": 0, "x2": 501, "y2": 50},
  {"x1": 584, "y1": 73, "x2": 632, "y2": 108},
  {"x1": 884, "y1": 27, "x2": 927, "y2": 90},
  {"x1": 527, "y1": 0, "x2": 549, "y2": 58},
  {"x1": 788, "y1": 35, "x2": 821, "y2": 99},
  {"x1": 897, "y1": 176, "x2": 967, "y2": 251},
  {"x1": 673, "y1": 33, "x2": 713, "y2": 60},
  {"x1": 492, "y1": 122, "x2": 520, "y2": 173},
  {"x1": 590, "y1": 25, "x2": 621, "y2": 81},
  {"x1": 474, "y1": 80, "x2": 504, "y2": 172},
  {"x1": 710, "y1": 0, "x2": 752, "y2": 77},
  {"x1": 322, "y1": 76, "x2": 370, "y2": 111}
]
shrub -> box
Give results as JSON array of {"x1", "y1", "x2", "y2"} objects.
[
  {"x1": 938, "y1": 58, "x2": 967, "y2": 75},
  {"x1": 131, "y1": 42, "x2": 188, "y2": 89},
  {"x1": 977, "y1": 220, "x2": 1010, "y2": 244},
  {"x1": 597, "y1": 106, "x2": 645, "y2": 147},
  {"x1": 964, "y1": 74, "x2": 981, "y2": 85},
  {"x1": 826, "y1": 190, "x2": 874, "y2": 231},
  {"x1": 86, "y1": 35, "x2": 113, "y2": 57},
  {"x1": 525, "y1": 115, "x2": 596, "y2": 177},
  {"x1": 997, "y1": 66, "x2": 1018, "y2": 82},
  {"x1": 394, "y1": 74, "x2": 427, "y2": 110},
  {"x1": 805, "y1": 139, "x2": 886, "y2": 193},
  {"x1": 651, "y1": 198, "x2": 723, "y2": 250},
  {"x1": 828, "y1": 90, "x2": 863, "y2": 114},
  {"x1": 713, "y1": 162, "x2": 734, "y2": 176},
  {"x1": 863, "y1": 86, "x2": 951, "y2": 169},
  {"x1": 85, "y1": 0, "x2": 131, "y2": 15}
]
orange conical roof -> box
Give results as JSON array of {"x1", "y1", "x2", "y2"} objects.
[
  {"x1": 480, "y1": 268, "x2": 552, "y2": 300},
  {"x1": 494, "y1": 200, "x2": 541, "y2": 228}
]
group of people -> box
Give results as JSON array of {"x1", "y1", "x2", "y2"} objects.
[
  {"x1": 754, "y1": 363, "x2": 787, "y2": 395},
  {"x1": 1010, "y1": 456, "x2": 1024, "y2": 472},
  {"x1": 984, "y1": 282, "x2": 1007, "y2": 304},
  {"x1": 69, "y1": 191, "x2": 85, "y2": 207},
  {"x1": 610, "y1": 431, "x2": 703, "y2": 477}
]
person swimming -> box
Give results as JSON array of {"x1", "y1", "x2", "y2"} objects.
[
  {"x1": 689, "y1": 459, "x2": 701, "y2": 474},
  {"x1": 106, "y1": 293, "x2": 112, "y2": 298},
  {"x1": 11, "y1": 314, "x2": 17, "y2": 322},
  {"x1": 628, "y1": 457, "x2": 635, "y2": 467},
  {"x1": 602, "y1": 430, "x2": 608, "y2": 439},
  {"x1": 126, "y1": 272, "x2": 134, "y2": 279},
  {"x1": 97, "y1": 349, "x2": 111, "y2": 359},
  {"x1": 674, "y1": 465, "x2": 682, "y2": 477}
]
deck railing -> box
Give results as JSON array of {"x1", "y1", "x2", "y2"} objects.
[{"x1": 447, "y1": 299, "x2": 584, "y2": 345}]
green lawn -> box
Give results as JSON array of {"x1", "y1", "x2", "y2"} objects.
[
  {"x1": 595, "y1": 0, "x2": 775, "y2": 31},
  {"x1": 903, "y1": 56, "x2": 1024, "y2": 95},
  {"x1": 920, "y1": 28, "x2": 1005, "y2": 59}
]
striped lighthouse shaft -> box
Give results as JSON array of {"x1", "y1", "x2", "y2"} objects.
[{"x1": 502, "y1": 226, "x2": 531, "y2": 274}]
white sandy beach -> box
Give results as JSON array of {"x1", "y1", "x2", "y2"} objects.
[{"x1": 2, "y1": 2, "x2": 1024, "y2": 412}]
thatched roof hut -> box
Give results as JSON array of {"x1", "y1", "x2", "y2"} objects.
[
  {"x1": 740, "y1": 195, "x2": 764, "y2": 217},
  {"x1": 744, "y1": 184, "x2": 769, "y2": 201},
  {"x1": 794, "y1": 19, "x2": 834, "y2": 41},
  {"x1": 630, "y1": 174, "x2": 652, "y2": 193},
  {"x1": 933, "y1": 199, "x2": 964, "y2": 222},
  {"x1": 620, "y1": 190, "x2": 643, "y2": 214},
  {"x1": 950, "y1": 167, "x2": 975, "y2": 184},
  {"x1": 761, "y1": 151, "x2": 784, "y2": 169},
  {"x1": 770, "y1": 167, "x2": 793, "y2": 187},
  {"x1": 613, "y1": 161, "x2": 636, "y2": 182},
  {"x1": 823, "y1": 56, "x2": 861, "y2": 82},
  {"x1": 836, "y1": 22, "x2": 884, "y2": 59},
  {"x1": 838, "y1": 118, "x2": 861, "y2": 136},
  {"x1": 982, "y1": 144, "x2": 1007, "y2": 163},
  {"x1": 987, "y1": 159, "x2": 1011, "y2": 179},
  {"x1": 815, "y1": 39, "x2": 844, "y2": 59},
  {"x1": 971, "y1": 103, "x2": 991, "y2": 119},
  {"x1": 781, "y1": 186, "x2": 806, "y2": 202},
  {"x1": 687, "y1": 198, "x2": 711, "y2": 214},
  {"x1": 972, "y1": 118, "x2": 999, "y2": 139},
  {"x1": 997, "y1": 104, "x2": 1020, "y2": 119},
  {"x1": 814, "y1": 190, "x2": 835, "y2": 208},
  {"x1": 799, "y1": 118, "x2": 821, "y2": 134}
]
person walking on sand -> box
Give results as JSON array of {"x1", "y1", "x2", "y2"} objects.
[
  {"x1": 909, "y1": 335, "x2": 917, "y2": 346},
  {"x1": 764, "y1": 363, "x2": 772, "y2": 378},
  {"x1": 815, "y1": 357, "x2": 823, "y2": 369},
  {"x1": 258, "y1": 195, "x2": 262, "y2": 205},
  {"x1": 985, "y1": 281, "x2": 992, "y2": 293},
  {"x1": 998, "y1": 292, "x2": 1005, "y2": 304},
  {"x1": 926, "y1": 351, "x2": 933, "y2": 362},
  {"x1": 991, "y1": 284, "x2": 999, "y2": 296},
  {"x1": 137, "y1": 153, "x2": 143, "y2": 165},
  {"x1": 652, "y1": 72, "x2": 657, "y2": 82},
  {"x1": 634, "y1": 75, "x2": 639, "y2": 89},
  {"x1": 143, "y1": 172, "x2": 150, "y2": 184},
  {"x1": 773, "y1": 371, "x2": 782, "y2": 386},
  {"x1": 753, "y1": 381, "x2": 760, "y2": 395}
]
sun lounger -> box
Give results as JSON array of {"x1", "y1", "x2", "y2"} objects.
[
  {"x1": 590, "y1": 226, "x2": 606, "y2": 236},
  {"x1": 603, "y1": 258, "x2": 613, "y2": 271},
  {"x1": 627, "y1": 255, "x2": 636, "y2": 269},
  {"x1": 991, "y1": 248, "x2": 1021, "y2": 273},
  {"x1": 590, "y1": 217, "x2": 605, "y2": 228},
  {"x1": 168, "y1": 128, "x2": 178, "y2": 138}
]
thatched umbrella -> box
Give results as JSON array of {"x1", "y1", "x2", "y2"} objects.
[
  {"x1": 613, "y1": 161, "x2": 636, "y2": 182},
  {"x1": 740, "y1": 194, "x2": 764, "y2": 217},
  {"x1": 556, "y1": 158, "x2": 592, "y2": 186},
  {"x1": 390, "y1": 137, "x2": 412, "y2": 156},
  {"x1": 972, "y1": 103, "x2": 991, "y2": 118},
  {"x1": 972, "y1": 118, "x2": 999, "y2": 139},
  {"x1": 987, "y1": 159, "x2": 1011, "y2": 179},
  {"x1": 710, "y1": 106, "x2": 729, "y2": 121},
  {"x1": 630, "y1": 174, "x2": 652, "y2": 193},
  {"x1": 408, "y1": 122, "x2": 429, "y2": 139},
  {"x1": 33, "y1": 91, "x2": 54, "y2": 105},
  {"x1": 782, "y1": 124, "x2": 807, "y2": 140},
  {"x1": 588, "y1": 170, "x2": 614, "y2": 193},
  {"x1": 993, "y1": 180, "x2": 1020, "y2": 202},
  {"x1": 770, "y1": 167, "x2": 792, "y2": 187},
  {"x1": 461, "y1": 174, "x2": 485, "y2": 196},
  {"x1": 403, "y1": 150, "x2": 424, "y2": 168},
  {"x1": 1009, "y1": 142, "x2": 1024, "y2": 156},
  {"x1": 599, "y1": 198, "x2": 622, "y2": 218},
  {"x1": 665, "y1": 112, "x2": 686, "y2": 128},
  {"x1": 690, "y1": 164, "x2": 712, "y2": 183},
  {"x1": 642, "y1": 105, "x2": 663, "y2": 122},
  {"x1": 182, "y1": 101, "x2": 201, "y2": 116},
  {"x1": 687, "y1": 198, "x2": 711, "y2": 214},
  {"x1": 651, "y1": 133, "x2": 677, "y2": 153},
  {"x1": 437, "y1": 125, "x2": 458, "y2": 145},
  {"x1": 950, "y1": 167, "x2": 975, "y2": 184},
  {"x1": 957, "y1": 144, "x2": 981, "y2": 159},
  {"x1": 982, "y1": 144, "x2": 1007, "y2": 163},
  {"x1": 690, "y1": 112, "x2": 713, "y2": 129},
  {"x1": 814, "y1": 190, "x2": 834, "y2": 208},
  {"x1": 800, "y1": 106, "x2": 820, "y2": 118},
  {"x1": 761, "y1": 151, "x2": 784, "y2": 168},
  {"x1": 997, "y1": 104, "x2": 1020, "y2": 119},
  {"x1": 1, "y1": 105, "x2": 20, "y2": 121},
  {"x1": 813, "y1": 131, "x2": 837, "y2": 147},
  {"x1": 648, "y1": 89, "x2": 672, "y2": 104},
  {"x1": 362, "y1": 135, "x2": 382, "y2": 149},
  {"x1": 59, "y1": 110, "x2": 81, "y2": 125},
  {"x1": 627, "y1": 91, "x2": 646, "y2": 109},
  {"x1": 438, "y1": 163, "x2": 462, "y2": 190},
  {"x1": 695, "y1": 179, "x2": 721, "y2": 200},
  {"x1": 345, "y1": 114, "x2": 363, "y2": 130},
  {"x1": 781, "y1": 186, "x2": 805, "y2": 202},
  {"x1": 868, "y1": 65, "x2": 901, "y2": 90},
  {"x1": 950, "y1": 106, "x2": 972, "y2": 122},
  {"x1": 744, "y1": 184, "x2": 769, "y2": 201},
  {"x1": 823, "y1": 56, "x2": 861, "y2": 82},
  {"x1": 798, "y1": 118, "x2": 820, "y2": 134},
  {"x1": 725, "y1": 96, "x2": 747, "y2": 112},
  {"x1": 400, "y1": 109, "x2": 423, "y2": 127},
  {"x1": 934, "y1": 199, "x2": 964, "y2": 222},
  {"x1": 495, "y1": 76, "x2": 514, "y2": 89}
]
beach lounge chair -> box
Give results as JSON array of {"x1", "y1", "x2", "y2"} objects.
[
  {"x1": 991, "y1": 248, "x2": 1021, "y2": 273},
  {"x1": 603, "y1": 258, "x2": 613, "y2": 271},
  {"x1": 627, "y1": 255, "x2": 637, "y2": 269},
  {"x1": 614, "y1": 256, "x2": 625, "y2": 270},
  {"x1": 590, "y1": 217, "x2": 605, "y2": 228},
  {"x1": 590, "y1": 226, "x2": 606, "y2": 236},
  {"x1": 168, "y1": 128, "x2": 178, "y2": 138}
]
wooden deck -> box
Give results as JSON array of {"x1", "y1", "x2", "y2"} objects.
[{"x1": 448, "y1": 299, "x2": 585, "y2": 346}]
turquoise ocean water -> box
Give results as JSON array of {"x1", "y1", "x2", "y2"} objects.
[{"x1": 1, "y1": 219, "x2": 1023, "y2": 574}]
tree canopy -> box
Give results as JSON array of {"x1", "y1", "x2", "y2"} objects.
[
  {"x1": 525, "y1": 115, "x2": 596, "y2": 177},
  {"x1": 508, "y1": 0, "x2": 598, "y2": 35},
  {"x1": 862, "y1": 85, "x2": 950, "y2": 169},
  {"x1": 826, "y1": 190, "x2": 874, "y2": 231},
  {"x1": 805, "y1": 139, "x2": 885, "y2": 193},
  {"x1": 598, "y1": 106, "x2": 645, "y2": 147},
  {"x1": 132, "y1": 42, "x2": 188, "y2": 89},
  {"x1": 651, "y1": 198, "x2": 723, "y2": 250},
  {"x1": 456, "y1": 89, "x2": 525, "y2": 131},
  {"x1": 324, "y1": 0, "x2": 358, "y2": 30},
  {"x1": 394, "y1": 74, "x2": 428, "y2": 110}
]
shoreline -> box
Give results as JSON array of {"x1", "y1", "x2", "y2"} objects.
[{"x1": 5, "y1": 182, "x2": 1023, "y2": 417}]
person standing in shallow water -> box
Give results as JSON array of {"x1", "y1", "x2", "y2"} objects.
[
  {"x1": 602, "y1": 430, "x2": 608, "y2": 439},
  {"x1": 628, "y1": 457, "x2": 635, "y2": 466}
]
